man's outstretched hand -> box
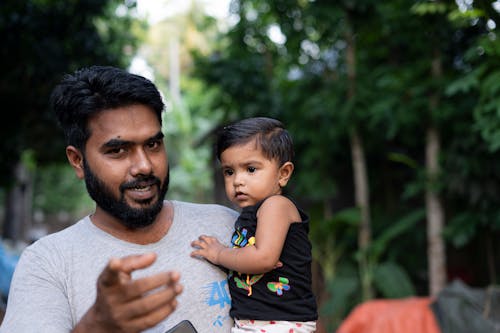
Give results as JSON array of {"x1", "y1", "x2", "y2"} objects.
[{"x1": 73, "y1": 253, "x2": 182, "y2": 333}]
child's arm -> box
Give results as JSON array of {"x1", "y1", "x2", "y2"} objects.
[{"x1": 190, "y1": 195, "x2": 300, "y2": 274}]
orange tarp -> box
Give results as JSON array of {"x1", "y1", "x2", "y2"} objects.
[{"x1": 337, "y1": 297, "x2": 441, "y2": 333}]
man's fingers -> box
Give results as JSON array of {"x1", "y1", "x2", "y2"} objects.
[
  {"x1": 119, "y1": 252, "x2": 157, "y2": 274},
  {"x1": 110, "y1": 272, "x2": 183, "y2": 332},
  {"x1": 94, "y1": 255, "x2": 182, "y2": 333},
  {"x1": 126, "y1": 296, "x2": 180, "y2": 332},
  {"x1": 99, "y1": 257, "x2": 126, "y2": 287},
  {"x1": 121, "y1": 271, "x2": 181, "y2": 301},
  {"x1": 99, "y1": 253, "x2": 157, "y2": 287},
  {"x1": 126, "y1": 274, "x2": 183, "y2": 318}
]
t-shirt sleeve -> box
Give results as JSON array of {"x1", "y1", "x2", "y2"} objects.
[{"x1": 0, "y1": 243, "x2": 74, "y2": 333}]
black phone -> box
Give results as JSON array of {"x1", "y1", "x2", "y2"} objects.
[{"x1": 164, "y1": 320, "x2": 198, "y2": 333}]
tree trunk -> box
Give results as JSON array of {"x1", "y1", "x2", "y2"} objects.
[
  {"x1": 426, "y1": 49, "x2": 447, "y2": 296},
  {"x1": 169, "y1": 36, "x2": 181, "y2": 104},
  {"x1": 2, "y1": 161, "x2": 33, "y2": 244},
  {"x1": 351, "y1": 130, "x2": 371, "y2": 249},
  {"x1": 345, "y1": 12, "x2": 372, "y2": 300}
]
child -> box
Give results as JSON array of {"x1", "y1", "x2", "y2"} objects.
[{"x1": 191, "y1": 117, "x2": 318, "y2": 332}]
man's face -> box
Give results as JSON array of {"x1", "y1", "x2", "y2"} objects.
[{"x1": 81, "y1": 104, "x2": 169, "y2": 229}]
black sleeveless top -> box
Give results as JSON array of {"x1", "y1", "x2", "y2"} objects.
[{"x1": 228, "y1": 197, "x2": 318, "y2": 321}]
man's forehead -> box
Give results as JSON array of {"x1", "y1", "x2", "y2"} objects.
[{"x1": 86, "y1": 106, "x2": 161, "y2": 142}]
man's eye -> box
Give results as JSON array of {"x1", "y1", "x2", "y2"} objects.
[
  {"x1": 107, "y1": 148, "x2": 125, "y2": 155},
  {"x1": 248, "y1": 166, "x2": 256, "y2": 173},
  {"x1": 147, "y1": 140, "x2": 163, "y2": 150}
]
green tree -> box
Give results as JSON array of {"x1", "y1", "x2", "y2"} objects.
[
  {"x1": 0, "y1": 0, "x2": 143, "y2": 241},
  {"x1": 192, "y1": 0, "x2": 500, "y2": 329},
  {"x1": 135, "y1": 1, "x2": 229, "y2": 203},
  {"x1": 444, "y1": 0, "x2": 500, "y2": 285}
]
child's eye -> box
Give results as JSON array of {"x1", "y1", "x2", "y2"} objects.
[
  {"x1": 247, "y1": 166, "x2": 256, "y2": 173},
  {"x1": 223, "y1": 169, "x2": 234, "y2": 176}
]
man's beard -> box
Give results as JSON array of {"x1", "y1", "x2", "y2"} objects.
[{"x1": 83, "y1": 160, "x2": 169, "y2": 229}]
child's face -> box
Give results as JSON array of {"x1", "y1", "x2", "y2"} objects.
[{"x1": 220, "y1": 139, "x2": 289, "y2": 208}]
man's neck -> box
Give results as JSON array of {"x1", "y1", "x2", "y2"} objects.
[{"x1": 90, "y1": 201, "x2": 173, "y2": 244}]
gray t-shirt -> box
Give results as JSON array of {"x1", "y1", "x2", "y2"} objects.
[{"x1": 0, "y1": 200, "x2": 238, "y2": 333}]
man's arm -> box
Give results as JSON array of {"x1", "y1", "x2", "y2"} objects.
[
  {"x1": 73, "y1": 253, "x2": 182, "y2": 333},
  {"x1": 0, "y1": 250, "x2": 181, "y2": 333}
]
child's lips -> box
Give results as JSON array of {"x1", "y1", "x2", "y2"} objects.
[{"x1": 235, "y1": 192, "x2": 247, "y2": 200}]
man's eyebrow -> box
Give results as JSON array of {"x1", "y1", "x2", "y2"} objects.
[
  {"x1": 150, "y1": 131, "x2": 165, "y2": 141},
  {"x1": 103, "y1": 138, "x2": 129, "y2": 149},
  {"x1": 103, "y1": 131, "x2": 164, "y2": 149}
]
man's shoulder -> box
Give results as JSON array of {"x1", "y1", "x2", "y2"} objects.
[
  {"x1": 13, "y1": 217, "x2": 91, "y2": 274},
  {"x1": 172, "y1": 200, "x2": 238, "y2": 217},
  {"x1": 26, "y1": 217, "x2": 90, "y2": 252}
]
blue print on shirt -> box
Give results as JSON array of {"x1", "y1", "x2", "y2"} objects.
[
  {"x1": 213, "y1": 314, "x2": 230, "y2": 327},
  {"x1": 204, "y1": 279, "x2": 231, "y2": 309}
]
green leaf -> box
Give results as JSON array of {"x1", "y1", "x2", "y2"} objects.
[
  {"x1": 373, "y1": 262, "x2": 416, "y2": 298},
  {"x1": 369, "y1": 209, "x2": 425, "y2": 260},
  {"x1": 445, "y1": 71, "x2": 479, "y2": 96}
]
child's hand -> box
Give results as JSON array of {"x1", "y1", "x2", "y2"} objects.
[{"x1": 190, "y1": 235, "x2": 226, "y2": 265}]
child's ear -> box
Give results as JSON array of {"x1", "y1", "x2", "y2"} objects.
[
  {"x1": 66, "y1": 146, "x2": 85, "y2": 180},
  {"x1": 278, "y1": 161, "x2": 294, "y2": 187}
]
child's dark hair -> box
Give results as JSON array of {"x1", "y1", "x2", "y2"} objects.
[
  {"x1": 216, "y1": 117, "x2": 294, "y2": 165},
  {"x1": 50, "y1": 65, "x2": 164, "y2": 150}
]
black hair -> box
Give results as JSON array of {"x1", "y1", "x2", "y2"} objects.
[
  {"x1": 216, "y1": 117, "x2": 294, "y2": 165},
  {"x1": 50, "y1": 65, "x2": 164, "y2": 150}
]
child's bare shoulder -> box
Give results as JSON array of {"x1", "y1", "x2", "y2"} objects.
[
  {"x1": 258, "y1": 195, "x2": 300, "y2": 221},
  {"x1": 261, "y1": 194, "x2": 294, "y2": 207}
]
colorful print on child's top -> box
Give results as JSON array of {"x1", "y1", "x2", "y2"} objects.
[
  {"x1": 231, "y1": 227, "x2": 261, "y2": 296},
  {"x1": 230, "y1": 226, "x2": 290, "y2": 297},
  {"x1": 234, "y1": 273, "x2": 264, "y2": 296},
  {"x1": 231, "y1": 228, "x2": 255, "y2": 247},
  {"x1": 267, "y1": 277, "x2": 290, "y2": 296}
]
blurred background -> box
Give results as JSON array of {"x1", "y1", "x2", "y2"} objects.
[{"x1": 1, "y1": 0, "x2": 500, "y2": 331}]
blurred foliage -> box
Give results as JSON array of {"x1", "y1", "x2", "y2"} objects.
[
  {"x1": 161, "y1": 83, "x2": 222, "y2": 203},
  {"x1": 33, "y1": 164, "x2": 93, "y2": 216},
  {"x1": 0, "y1": 0, "x2": 144, "y2": 189},
  {"x1": 312, "y1": 207, "x2": 422, "y2": 328},
  {"x1": 2, "y1": 0, "x2": 500, "y2": 329},
  {"x1": 190, "y1": 0, "x2": 500, "y2": 330},
  {"x1": 135, "y1": 2, "x2": 227, "y2": 203}
]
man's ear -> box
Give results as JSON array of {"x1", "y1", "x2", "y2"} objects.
[
  {"x1": 66, "y1": 146, "x2": 85, "y2": 179},
  {"x1": 278, "y1": 161, "x2": 294, "y2": 188}
]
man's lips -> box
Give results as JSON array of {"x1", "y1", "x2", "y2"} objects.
[
  {"x1": 122, "y1": 178, "x2": 158, "y2": 191},
  {"x1": 123, "y1": 180, "x2": 159, "y2": 200},
  {"x1": 129, "y1": 184, "x2": 153, "y2": 191}
]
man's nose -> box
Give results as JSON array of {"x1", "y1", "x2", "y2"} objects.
[{"x1": 130, "y1": 149, "x2": 153, "y2": 176}]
